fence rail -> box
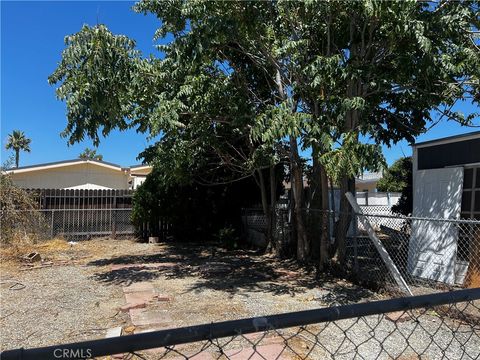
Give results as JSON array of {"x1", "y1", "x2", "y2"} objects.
[
  {"x1": 26, "y1": 188, "x2": 134, "y2": 210},
  {"x1": 1, "y1": 288, "x2": 479, "y2": 359}
]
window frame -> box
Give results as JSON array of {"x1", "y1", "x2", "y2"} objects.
[{"x1": 461, "y1": 166, "x2": 480, "y2": 219}]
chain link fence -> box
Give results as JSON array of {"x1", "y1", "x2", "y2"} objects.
[
  {"x1": 1, "y1": 208, "x2": 135, "y2": 241},
  {"x1": 146, "y1": 297, "x2": 480, "y2": 360},
  {"x1": 242, "y1": 205, "x2": 480, "y2": 294},
  {"x1": 241, "y1": 207, "x2": 292, "y2": 253},
  {"x1": 2, "y1": 289, "x2": 479, "y2": 360},
  {"x1": 346, "y1": 212, "x2": 480, "y2": 294}
]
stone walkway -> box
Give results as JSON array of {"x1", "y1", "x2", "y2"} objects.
[
  {"x1": 108, "y1": 263, "x2": 290, "y2": 359},
  {"x1": 123, "y1": 281, "x2": 172, "y2": 329}
]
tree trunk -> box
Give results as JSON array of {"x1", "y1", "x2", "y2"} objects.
[
  {"x1": 265, "y1": 165, "x2": 278, "y2": 255},
  {"x1": 273, "y1": 67, "x2": 308, "y2": 261},
  {"x1": 257, "y1": 169, "x2": 272, "y2": 250},
  {"x1": 329, "y1": 177, "x2": 335, "y2": 213},
  {"x1": 270, "y1": 165, "x2": 276, "y2": 217},
  {"x1": 319, "y1": 165, "x2": 330, "y2": 271},
  {"x1": 15, "y1": 150, "x2": 19, "y2": 168},
  {"x1": 289, "y1": 172, "x2": 298, "y2": 257},
  {"x1": 333, "y1": 176, "x2": 355, "y2": 265},
  {"x1": 309, "y1": 145, "x2": 323, "y2": 260},
  {"x1": 290, "y1": 136, "x2": 308, "y2": 262}
]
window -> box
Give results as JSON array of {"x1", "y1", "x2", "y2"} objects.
[
  {"x1": 461, "y1": 167, "x2": 480, "y2": 219},
  {"x1": 459, "y1": 167, "x2": 480, "y2": 262}
]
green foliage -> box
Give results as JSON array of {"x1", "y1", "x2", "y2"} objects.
[
  {"x1": 320, "y1": 132, "x2": 386, "y2": 184},
  {"x1": 79, "y1": 147, "x2": 103, "y2": 161},
  {"x1": 132, "y1": 167, "x2": 263, "y2": 241},
  {"x1": 50, "y1": 1, "x2": 480, "y2": 165},
  {"x1": 49, "y1": 1, "x2": 480, "y2": 250},
  {"x1": 377, "y1": 157, "x2": 412, "y2": 192},
  {"x1": 5, "y1": 130, "x2": 31, "y2": 168},
  {"x1": 50, "y1": 2, "x2": 480, "y2": 151},
  {"x1": 48, "y1": 25, "x2": 140, "y2": 146},
  {"x1": 382, "y1": 157, "x2": 414, "y2": 216}
]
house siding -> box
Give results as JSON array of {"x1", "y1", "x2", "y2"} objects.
[
  {"x1": 417, "y1": 137, "x2": 480, "y2": 170},
  {"x1": 10, "y1": 163, "x2": 129, "y2": 190}
]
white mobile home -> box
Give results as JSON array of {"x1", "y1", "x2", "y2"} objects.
[
  {"x1": 408, "y1": 131, "x2": 480, "y2": 285},
  {"x1": 5, "y1": 159, "x2": 152, "y2": 190}
]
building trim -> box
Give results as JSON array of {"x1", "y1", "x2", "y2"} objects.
[
  {"x1": 129, "y1": 164, "x2": 151, "y2": 171},
  {"x1": 413, "y1": 131, "x2": 480, "y2": 149},
  {"x1": 5, "y1": 159, "x2": 125, "y2": 174}
]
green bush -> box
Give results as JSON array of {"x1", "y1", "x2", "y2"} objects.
[
  {"x1": 132, "y1": 167, "x2": 261, "y2": 242},
  {"x1": 215, "y1": 225, "x2": 239, "y2": 250},
  {"x1": 377, "y1": 157, "x2": 412, "y2": 216}
]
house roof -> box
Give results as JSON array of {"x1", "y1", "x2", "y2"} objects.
[
  {"x1": 413, "y1": 131, "x2": 480, "y2": 148},
  {"x1": 4, "y1": 159, "x2": 127, "y2": 174},
  {"x1": 129, "y1": 164, "x2": 151, "y2": 171},
  {"x1": 356, "y1": 171, "x2": 383, "y2": 183},
  {"x1": 283, "y1": 171, "x2": 382, "y2": 189}
]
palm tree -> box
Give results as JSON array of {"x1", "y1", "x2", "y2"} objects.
[{"x1": 5, "y1": 130, "x2": 31, "y2": 168}]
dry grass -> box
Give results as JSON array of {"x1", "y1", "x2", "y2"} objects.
[
  {"x1": 0, "y1": 237, "x2": 143, "y2": 273},
  {"x1": 0, "y1": 238, "x2": 68, "y2": 266}
]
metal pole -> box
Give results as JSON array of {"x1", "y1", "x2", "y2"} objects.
[{"x1": 50, "y1": 210, "x2": 54, "y2": 238}]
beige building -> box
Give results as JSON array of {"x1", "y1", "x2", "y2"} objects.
[
  {"x1": 129, "y1": 164, "x2": 152, "y2": 189},
  {"x1": 5, "y1": 159, "x2": 152, "y2": 190},
  {"x1": 283, "y1": 171, "x2": 383, "y2": 193},
  {"x1": 355, "y1": 171, "x2": 383, "y2": 192}
]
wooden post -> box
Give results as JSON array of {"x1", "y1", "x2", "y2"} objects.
[{"x1": 345, "y1": 192, "x2": 413, "y2": 296}]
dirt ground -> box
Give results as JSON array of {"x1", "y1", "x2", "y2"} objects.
[{"x1": 0, "y1": 238, "x2": 380, "y2": 354}]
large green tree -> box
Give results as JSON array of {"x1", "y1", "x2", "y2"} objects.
[
  {"x1": 377, "y1": 157, "x2": 413, "y2": 216},
  {"x1": 49, "y1": 1, "x2": 479, "y2": 265},
  {"x1": 377, "y1": 157, "x2": 412, "y2": 193},
  {"x1": 5, "y1": 130, "x2": 31, "y2": 168}
]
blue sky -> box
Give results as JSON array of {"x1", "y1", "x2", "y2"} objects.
[
  {"x1": 1, "y1": 1, "x2": 161, "y2": 167},
  {"x1": 1, "y1": 1, "x2": 479, "y2": 168}
]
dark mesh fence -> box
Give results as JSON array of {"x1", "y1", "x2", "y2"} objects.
[{"x1": 2, "y1": 289, "x2": 479, "y2": 360}]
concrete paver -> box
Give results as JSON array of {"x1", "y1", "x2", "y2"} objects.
[
  {"x1": 119, "y1": 266, "x2": 291, "y2": 359},
  {"x1": 129, "y1": 308, "x2": 173, "y2": 327}
]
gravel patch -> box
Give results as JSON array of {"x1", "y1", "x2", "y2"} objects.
[
  {"x1": 0, "y1": 264, "x2": 128, "y2": 351},
  {"x1": 2, "y1": 239, "x2": 478, "y2": 359},
  {"x1": 1, "y1": 239, "x2": 378, "y2": 352}
]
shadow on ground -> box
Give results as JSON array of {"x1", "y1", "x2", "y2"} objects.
[{"x1": 87, "y1": 243, "x2": 373, "y2": 301}]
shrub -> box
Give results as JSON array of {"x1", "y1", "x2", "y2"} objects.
[
  {"x1": 215, "y1": 225, "x2": 239, "y2": 250},
  {"x1": 132, "y1": 167, "x2": 261, "y2": 242},
  {"x1": 377, "y1": 157, "x2": 413, "y2": 216},
  {"x1": 0, "y1": 173, "x2": 46, "y2": 244}
]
